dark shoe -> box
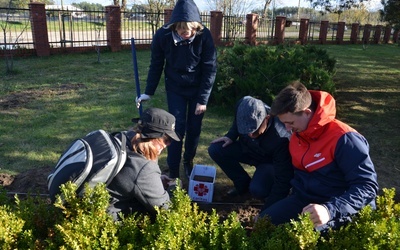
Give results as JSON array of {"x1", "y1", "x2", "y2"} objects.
[
  {"x1": 227, "y1": 188, "x2": 240, "y2": 197},
  {"x1": 183, "y1": 160, "x2": 193, "y2": 179}
]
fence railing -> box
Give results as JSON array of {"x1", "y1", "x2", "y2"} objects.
[
  {"x1": 0, "y1": 8, "x2": 33, "y2": 49},
  {"x1": 45, "y1": 9, "x2": 107, "y2": 48},
  {"x1": 1, "y1": 4, "x2": 399, "y2": 58}
]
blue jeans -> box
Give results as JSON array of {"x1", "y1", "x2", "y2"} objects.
[
  {"x1": 259, "y1": 192, "x2": 350, "y2": 232},
  {"x1": 208, "y1": 141, "x2": 274, "y2": 198},
  {"x1": 166, "y1": 90, "x2": 204, "y2": 178},
  {"x1": 259, "y1": 192, "x2": 308, "y2": 225}
]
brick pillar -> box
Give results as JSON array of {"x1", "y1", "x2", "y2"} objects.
[
  {"x1": 319, "y1": 21, "x2": 329, "y2": 44},
  {"x1": 245, "y1": 13, "x2": 258, "y2": 45},
  {"x1": 106, "y1": 5, "x2": 121, "y2": 52},
  {"x1": 298, "y1": 18, "x2": 309, "y2": 45},
  {"x1": 210, "y1": 11, "x2": 223, "y2": 46},
  {"x1": 164, "y1": 8, "x2": 173, "y2": 25},
  {"x1": 336, "y1": 22, "x2": 345, "y2": 44},
  {"x1": 362, "y1": 24, "x2": 372, "y2": 44},
  {"x1": 383, "y1": 25, "x2": 391, "y2": 43},
  {"x1": 373, "y1": 25, "x2": 382, "y2": 44},
  {"x1": 350, "y1": 23, "x2": 359, "y2": 44},
  {"x1": 275, "y1": 16, "x2": 286, "y2": 44},
  {"x1": 29, "y1": 3, "x2": 50, "y2": 56}
]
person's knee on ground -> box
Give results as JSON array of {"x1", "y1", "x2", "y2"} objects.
[
  {"x1": 249, "y1": 163, "x2": 275, "y2": 199},
  {"x1": 249, "y1": 182, "x2": 268, "y2": 199}
]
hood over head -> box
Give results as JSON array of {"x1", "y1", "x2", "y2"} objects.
[
  {"x1": 299, "y1": 90, "x2": 336, "y2": 139},
  {"x1": 165, "y1": 0, "x2": 201, "y2": 27}
]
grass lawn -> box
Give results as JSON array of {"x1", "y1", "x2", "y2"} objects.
[{"x1": 1, "y1": 44, "x2": 399, "y2": 198}]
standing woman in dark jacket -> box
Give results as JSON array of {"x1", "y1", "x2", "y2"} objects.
[
  {"x1": 136, "y1": 0, "x2": 217, "y2": 179},
  {"x1": 107, "y1": 108, "x2": 181, "y2": 220}
]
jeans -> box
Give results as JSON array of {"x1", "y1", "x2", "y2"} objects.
[
  {"x1": 259, "y1": 192, "x2": 308, "y2": 225},
  {"x1": 208, "y1": 141, "x2": 274, "y2": 198},
  {"x1": 259, "y1": 192, "x2": 348, "y2": 232},
  {"x1": 166, "y1": 90, "x2": 204, "y2": 178}
]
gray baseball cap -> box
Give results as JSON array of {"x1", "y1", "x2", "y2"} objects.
[{"x1": 236, "y1": 96, "x2": 270, "y2": 134}]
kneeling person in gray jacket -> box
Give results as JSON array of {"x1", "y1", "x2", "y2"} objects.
[{"x1": 107, "y1": 108, "x2": 181, "y2": 220}]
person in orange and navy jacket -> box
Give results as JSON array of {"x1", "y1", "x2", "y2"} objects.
[{"x1": 258, "y1": 81, "x2": 378, "y2": 232}]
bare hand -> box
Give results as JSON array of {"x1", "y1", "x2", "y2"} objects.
[
  {"x1": 161, "y1": 174, "x2": 173, "y2": 189},
  {"x1": 195, "y1": 103, "x2": 206, "y2": 115},
  {"x1": 168, "y1": 178, "x2": 182, "y2": 188},
  {"x1": 302, "y1": 204, "x2": 330, "y2": 228},
  {"x1": 210, "y1": 136, "x2": 233, "y2": 147}
]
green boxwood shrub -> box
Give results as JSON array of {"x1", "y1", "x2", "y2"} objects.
[
  {"x1": 212, "y1": 44, "x2": 336, "y2": 106},
  {"x1": 0, "y1": 185, "x2": 399, "y2": 249}
]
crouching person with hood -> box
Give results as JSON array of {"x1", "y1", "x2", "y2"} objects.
[{"x1": 107, "y1": 108, "x2": 181, "y2": 220}]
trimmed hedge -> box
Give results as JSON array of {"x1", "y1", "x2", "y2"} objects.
[{"x1": 0, "y1": 184, "x2": 399, "y2": 249}]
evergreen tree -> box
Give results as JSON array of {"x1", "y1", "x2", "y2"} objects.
[{"x1": 380, "y1": 0, "x2": 400, "y2": 29}]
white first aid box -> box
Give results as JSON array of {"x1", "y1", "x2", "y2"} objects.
[{"x1": 188, "y1": 165, "x2": 216, "y2": 203}]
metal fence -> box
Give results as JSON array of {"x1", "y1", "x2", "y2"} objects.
[
  {"x1": 120, "y1": 10, "x2": 212, "y2": 44},
  {"x1": 0, "y1": 8, "x2": 33, "y2": 49},
  {"x1": 221, "y1": 15, "x2": 246, "y2": 43},
  {"x1": 45, "y1": 8, "x2": 107, "y2": 48},
  {"x1": 121, "y1": 10, "x2": 164, "y2": 44},
  {"x1": 0, "y1": 8, "x2": 256, "y2": 49},
  {"x1": 1, "y1": 7, "x2": 394, "y2": 53},
  {"x1": 256, "y1": 18, "x2": 274, "y2": 42}
]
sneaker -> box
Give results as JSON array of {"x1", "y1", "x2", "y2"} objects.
[{"x1": 183, "y1": 159, "x2": 193, "y2": 179}]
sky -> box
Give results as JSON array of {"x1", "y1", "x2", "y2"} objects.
[{"x1": 59, "y1": 0, "x2": 383, "y2": 11}]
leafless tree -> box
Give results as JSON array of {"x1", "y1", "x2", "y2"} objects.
[
  {"x1": 262, "y1": 0, "x2": 273, "y2": 18},
  {"x1": 205, "y1": 0, "x2": 259, "y2": 15},
  {"x1": 113, "y1": 0, "x2": 128, "y2": 11},
  {"x1": 1, "y1": 0, "x2": 30, "y2": 74},
  {"x1": 205, "y1": 0, "x2": 261, "y2": 41}
]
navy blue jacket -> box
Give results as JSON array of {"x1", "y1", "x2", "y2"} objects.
[
  {"x1": 145, "y1": 0, "x2": 217, "y2": 105},
  {"x1": 226, "y1": 97, "x2": 293, "y2": 207}
]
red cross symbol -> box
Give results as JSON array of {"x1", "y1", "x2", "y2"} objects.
[{"x1": 194, "y1": 183, "x2": 209, "y2": 196}]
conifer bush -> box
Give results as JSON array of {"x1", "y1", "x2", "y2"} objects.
[{"x1": 212, "y1": 44, "x2": 336, "y2": 106}]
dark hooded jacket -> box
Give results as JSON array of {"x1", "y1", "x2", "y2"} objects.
[{"x1": 145, "y1": 0, "x2": 217, "y2": 105}]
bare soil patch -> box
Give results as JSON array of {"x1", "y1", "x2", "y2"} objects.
[{"x1": 0, "y1": 83, "x2": 85, "y2": 110}]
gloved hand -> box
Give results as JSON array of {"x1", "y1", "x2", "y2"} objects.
[{"x1": 135, "y1": 94, "x2": 151, "y2": 108}]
